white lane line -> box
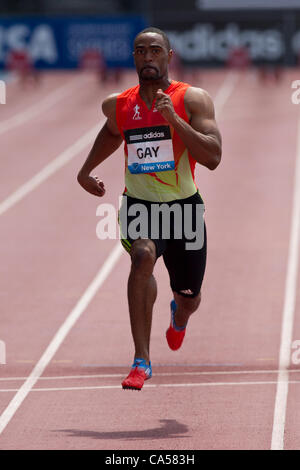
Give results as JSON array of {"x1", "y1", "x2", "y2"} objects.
[
  {"x1": 214, "y1": 70, "x2": 239, "y2": 117},
  {"x1": 2, "y1": 380, "x2": 300, "y2": 393},
  {"x1": 0, "y1": 242, "x2": 123, "y2": 435},
  {"x1": 2, "y1": 369, "x2": 300, "y2": 382},
  {"x1": 0, "y1": 122, "x2": 101, "y2": 217},
  {"x1": 270, "y1": 115, "x2": 300, "y2": 450},
  {"x1": 0, "y1": 76, "x2": 87, "y2": 136}
]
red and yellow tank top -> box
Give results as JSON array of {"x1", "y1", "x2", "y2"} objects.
[{"x1": 116, "y1": 80, "x2": 198, "y2": 202}]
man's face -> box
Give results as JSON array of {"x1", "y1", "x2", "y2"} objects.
[{"x1": 133, "y1": 32, "x2": 172, "y2": 82}]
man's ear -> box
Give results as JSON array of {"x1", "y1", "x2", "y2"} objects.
[{"x1": 168, "y1": 49, "x2": 173, "y2": 64}]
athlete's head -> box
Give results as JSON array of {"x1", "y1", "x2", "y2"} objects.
[{"x1": 133, "y1": 27, "x2": 173, "y2": 82}]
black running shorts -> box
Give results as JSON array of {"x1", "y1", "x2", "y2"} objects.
[{"x1": 119, "y1": 191, "x2": 207, "y2": 298}]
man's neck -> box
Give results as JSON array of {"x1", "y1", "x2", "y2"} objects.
[{"x1": 139, "y1": 78, "x2": 171, "y2": 108}]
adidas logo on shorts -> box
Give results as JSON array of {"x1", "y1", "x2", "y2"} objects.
[{"x1": 180, "y1": 289, "x2": 194, "y2": 295}]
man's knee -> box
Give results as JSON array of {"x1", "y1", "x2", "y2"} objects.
[
  {"x1": 130, "y1": 240, "x2": 156, "y2": 272},
  {"x1": 174, "y1": 291, "x2": 201, "y2": 313}
]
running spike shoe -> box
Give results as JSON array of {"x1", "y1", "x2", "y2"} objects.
[
  {"x1": 122, "y1": 358, "x2": 152, "y2": 391},
  {"x1": 166, "y1": 299, "x2": 186, "y2": 351}
]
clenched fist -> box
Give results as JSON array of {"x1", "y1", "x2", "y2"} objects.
[
  {"x1": 155, "y1": 89, "x2": 176, "y2": 123},
  {"x1": 77, "y1": 173, "x2": 106, "y2": 197}
]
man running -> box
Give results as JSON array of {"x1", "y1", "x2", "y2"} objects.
[{"x1": 77, "y1": 27, "x2": 222, "y2": 391}]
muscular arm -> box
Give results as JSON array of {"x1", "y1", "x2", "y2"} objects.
[
  {"x1": 77, "y1": 93, "x2": 123, "y2": 196},
  {"x1": 155, "y1": 87, "x2": 222, "y2": 170}
]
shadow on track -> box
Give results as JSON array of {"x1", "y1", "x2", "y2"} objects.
[{"x1": 57, "y1": 419, "x2": 189, "y2": 441}]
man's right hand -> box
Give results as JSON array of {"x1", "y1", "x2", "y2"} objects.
[
  {"x1": 77, "y1": 173, "x2": 106, "y2": 197},
  {"x1": 77, "y1": 94, "x2": 121, "y2": 198}
]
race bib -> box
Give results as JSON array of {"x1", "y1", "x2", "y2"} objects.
[{"x1": 124, "y1": 125, "x2": 175, "y2": 174}]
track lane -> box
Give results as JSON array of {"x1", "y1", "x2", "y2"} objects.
[
  {"x1": 0, "y1": 72, "x2": 78, "y2": 122},
  {"x1": 0, "y1": 74, "x2": 99, "y2": 202},
  {"x1": 280, "y1": 68, "x2": 300, "y2": 449},
  {"x1": 0, "y1": 70, "x2": 225, "y2": 446},
  {"x1": 0, "y1": 69, "x2": 298, "y2": 449}
]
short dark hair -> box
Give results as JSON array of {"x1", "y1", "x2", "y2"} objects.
[{"x1": 134, "y1": 27, "x2": 171, "y2": 51}]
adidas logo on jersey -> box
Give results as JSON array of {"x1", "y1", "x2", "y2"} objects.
[{"x1": 143, "y1": 131, "x2": 164, "y2": 139}]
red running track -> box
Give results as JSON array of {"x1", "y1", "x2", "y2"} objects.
[{"x1": 0, "y1": 67, "x2": 300, "y2": 450}]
